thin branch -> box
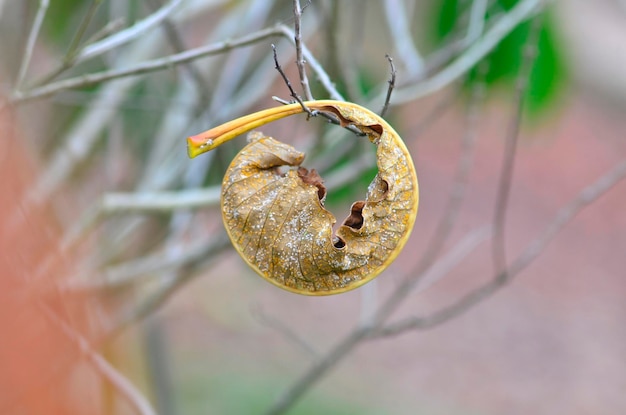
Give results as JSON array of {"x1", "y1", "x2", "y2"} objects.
[
  {"x1": 83, "y1": 17, "x2": 126, "y2": 46},
  {"x1": 11, "y1": 25, "x2": 285, "y2": 103},
  {"x1": 273, "y1": 44, "x2": 364, "y2": 135},
  {"x1": 383, "y1": 0, "x2": 424, "y2": 78},
  {"x1": 14, "y1": 22, "x2": 337, "y2": 105},
  {"x1": 465, "y1": 0, "x2": 489, "y2": 45},
  {"x1": 264, "y1": 327, "x2": 370, "y2": 415},
  {"x1": 27, "y1": 0, "x2": 105, "y2": 87},
  {"x1": 370, "y1": 225, "x2": 494, "y2": 337},
  {"x1": 102, "y1": 187, "x2": 222, "y2": 213},
  {"x1": 65, "y1": 234, "x2": 230, "y2": 291},
  {"x1": 417, "y1": 62, "x2": 486, "y2": 259},
  {"x1": 253, "y1": 305, "x2": 319, "y2": 359},
  {"x1": 37, "y1": 0, "x2": 184, "y2": 87},
  {"x1": 277, "y1": 25, "x2": 345, "y2": 101},
  {"x1": 292, "y1": 0, "x2": 313, "y2": 100},
  {"x1": 77, "y1": 0, "x2": 183, "y2": 64},
  {"x1": 428, "y1": 0, "x2": 488, "y2": 73},
  {"x1": 380, "y1": 54, "x2": 396, "y2": 118},
  {"x1": 42, "y1": 306, "x2": 157, "y2": 415},
  {"x1": 377, "y1": 158, "x2": 626, "y2": 337},
  {"x1": 418, "y1": 0, "x2": 494, "y2": 80},
  {"x1": 407, "y1": 88, "x2": 460, "y2": 138},
  {"x1": 15, "y1": 0, "x2": 49, "y2": 88},
  {"x1": 111, "y1": 236, "x2": 230, "y2": 333},
  {"x1": 406, "y1": 226, "x2": 493, "y2": 298},
  {"x1": 389, "y1": 0, "x2": 545, "y2": 105},
  {"x1": 323, "y1": 0, "x2": 363, "y2": 101},
  {"x1": 65, "y1": 0, "x2": 104, "y2": 63},
  {"x1": 492, "y1": 15, "x2": 541, "y2": 273},
  {"x1": 272, "y1": 44, "x2": 315, "y2": 116},
  {"x1": 509, "y1": 159, "x2": 626, "y2": 275},
  {"x1": 145, "y1": 0, "x2": 211, "y2": 105},
  {"x1": 60, "y1": 187, "x2": 221, "y2": 252}
]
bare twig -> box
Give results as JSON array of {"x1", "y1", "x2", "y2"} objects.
[
  {"x1": 264, "y1": 327, "x2": 369, "y2": 415},
  {"x1": 147, "y1": 0, "x2": 211, "y2": 104},
  {"x1": 64, "y1": 0, "x2": 104, "y2": 63},
  {"x1": 404, "y1": 226, "x2": 493, "y2": 299},
  {"x1": 323, "y1": 0, "x2": 363, "y2": 101},
  {"x1": 407, "y1": 88, "x2": 460, "y2": 138},
  {"x1": 416, "y1": 63, "x2": 486, "y2": 261},
  {"x1": 112, "y1": 236, "x2": 231, "y2": 333},
  {"x1": 65, "y1": 234, "x2": 230, "y2": 291},
  {"x1": 380, "y1": 54, "x2": 396, "y2": 118},
  {"x1": 277, "y1": 25, "x2": 345, "y2": 101},
  {"x1": 60, "y1": 187, "x2": 221, "y2": 253},
  {"x1": 14, "y1": 21, "x2": 335, "y2": 105},
  {"x1": 272, "y1": 44, "x2": 315, "y2": 116},
  {"x1": 204, "y1": 0, "x2": 276, "y2": 118},
  {"x1": 29, "y1": 0, "x2": 105, "y2": 87},
  {"x1": 292, "y1": 0, "x2": 313, "y2": 100},
  {"x1": 42, "y1": 306, "x2": 157, "y2": 415},
  {"x1": 492, "y1": 15, "x2": 541, "y2": 273},
  {"x1": 253, "y1": 305, "x2": 319, "y2": 359},
  {"x1": 465, "y1": 0, "x2": 489, "y2": 45},
  {"x1": 383, "y1": 0, "x2": 424, "y2": 78},
  {"x1": 12, "y1": 25, "x2": 285, "y2": 103},
  {"x1": 371, "y1": 225, "x2": 494, "y2": 337},
  {"x1": 427, "y1": 0, "x2": 489, "y2": 74},
  {"x1": 509, "y1": 159, "x2": 626, "y2": 275},
  {"x1": 15, "y1": 0, "x2": 49, "y2": 88},
  {"x1": 101, "y1": 188, "x2": 222, "y2": 213},
  {"x1": 273, "y1": 44, "x2": 366, "y2": 136},
  {"x1": 83, "y1": 17, "x2": 126, "y2": 46},
  {"x1": 10, "y1": 22, "x2": 287, "y2": 234},
  {"x1": 77, "y1": 0, "x2": 183, "y2": 64}
]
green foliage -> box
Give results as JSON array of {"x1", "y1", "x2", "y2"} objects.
[
  {"x1": 179, "y1": 372, "x2": 381, "y2": 415},
  {"x1": 43, "y1": 0, "x2": 88, "y2": 43},
  {"x1": 432, "y1": 0, "x2": 567, "y2": 115}
]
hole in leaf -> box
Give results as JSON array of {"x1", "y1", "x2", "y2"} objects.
[
  {"x1": 369, "y1": 124, "x2": 383, "y2": 135},
  {"x1": 342, "y1": 201, "x2": 365, "y2": 230},
  {"x1": 298, "y1": 167, "x2": 327, "y2": 201},
  {"x1": 333, "y1": 236, "x2": 346, "y2": 249}
]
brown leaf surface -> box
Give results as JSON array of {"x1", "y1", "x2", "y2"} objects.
[{"x1": 188, "y1": 101, "x2": 419, "y2": 295}]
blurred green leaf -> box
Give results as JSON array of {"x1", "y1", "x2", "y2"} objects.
[
  {"x1": 432, "y1": 0, "x2": 567, "y2": 115},
  {"x1": 43, "y1": 0, "x2": 91, "y2": 45},
  {"x1": 179, "y1": 371, "x2": 382, "y2": 415}
]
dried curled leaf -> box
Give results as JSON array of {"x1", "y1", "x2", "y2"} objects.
[{"x1": 187, "y1": 101, "x2": 419, "y2": 295}]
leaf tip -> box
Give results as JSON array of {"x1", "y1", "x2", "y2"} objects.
[{"x1": 186, "y1": 134, "x2": 215, "y2": 159}]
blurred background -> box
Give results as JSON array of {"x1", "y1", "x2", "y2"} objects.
[{"x1": 1, "y1": 0, "x2": 625, "y2": 414}]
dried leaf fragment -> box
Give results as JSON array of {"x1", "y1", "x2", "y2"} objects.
[{"x1": 187, "y1": 101, "x2": 419, "y2": 295}]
